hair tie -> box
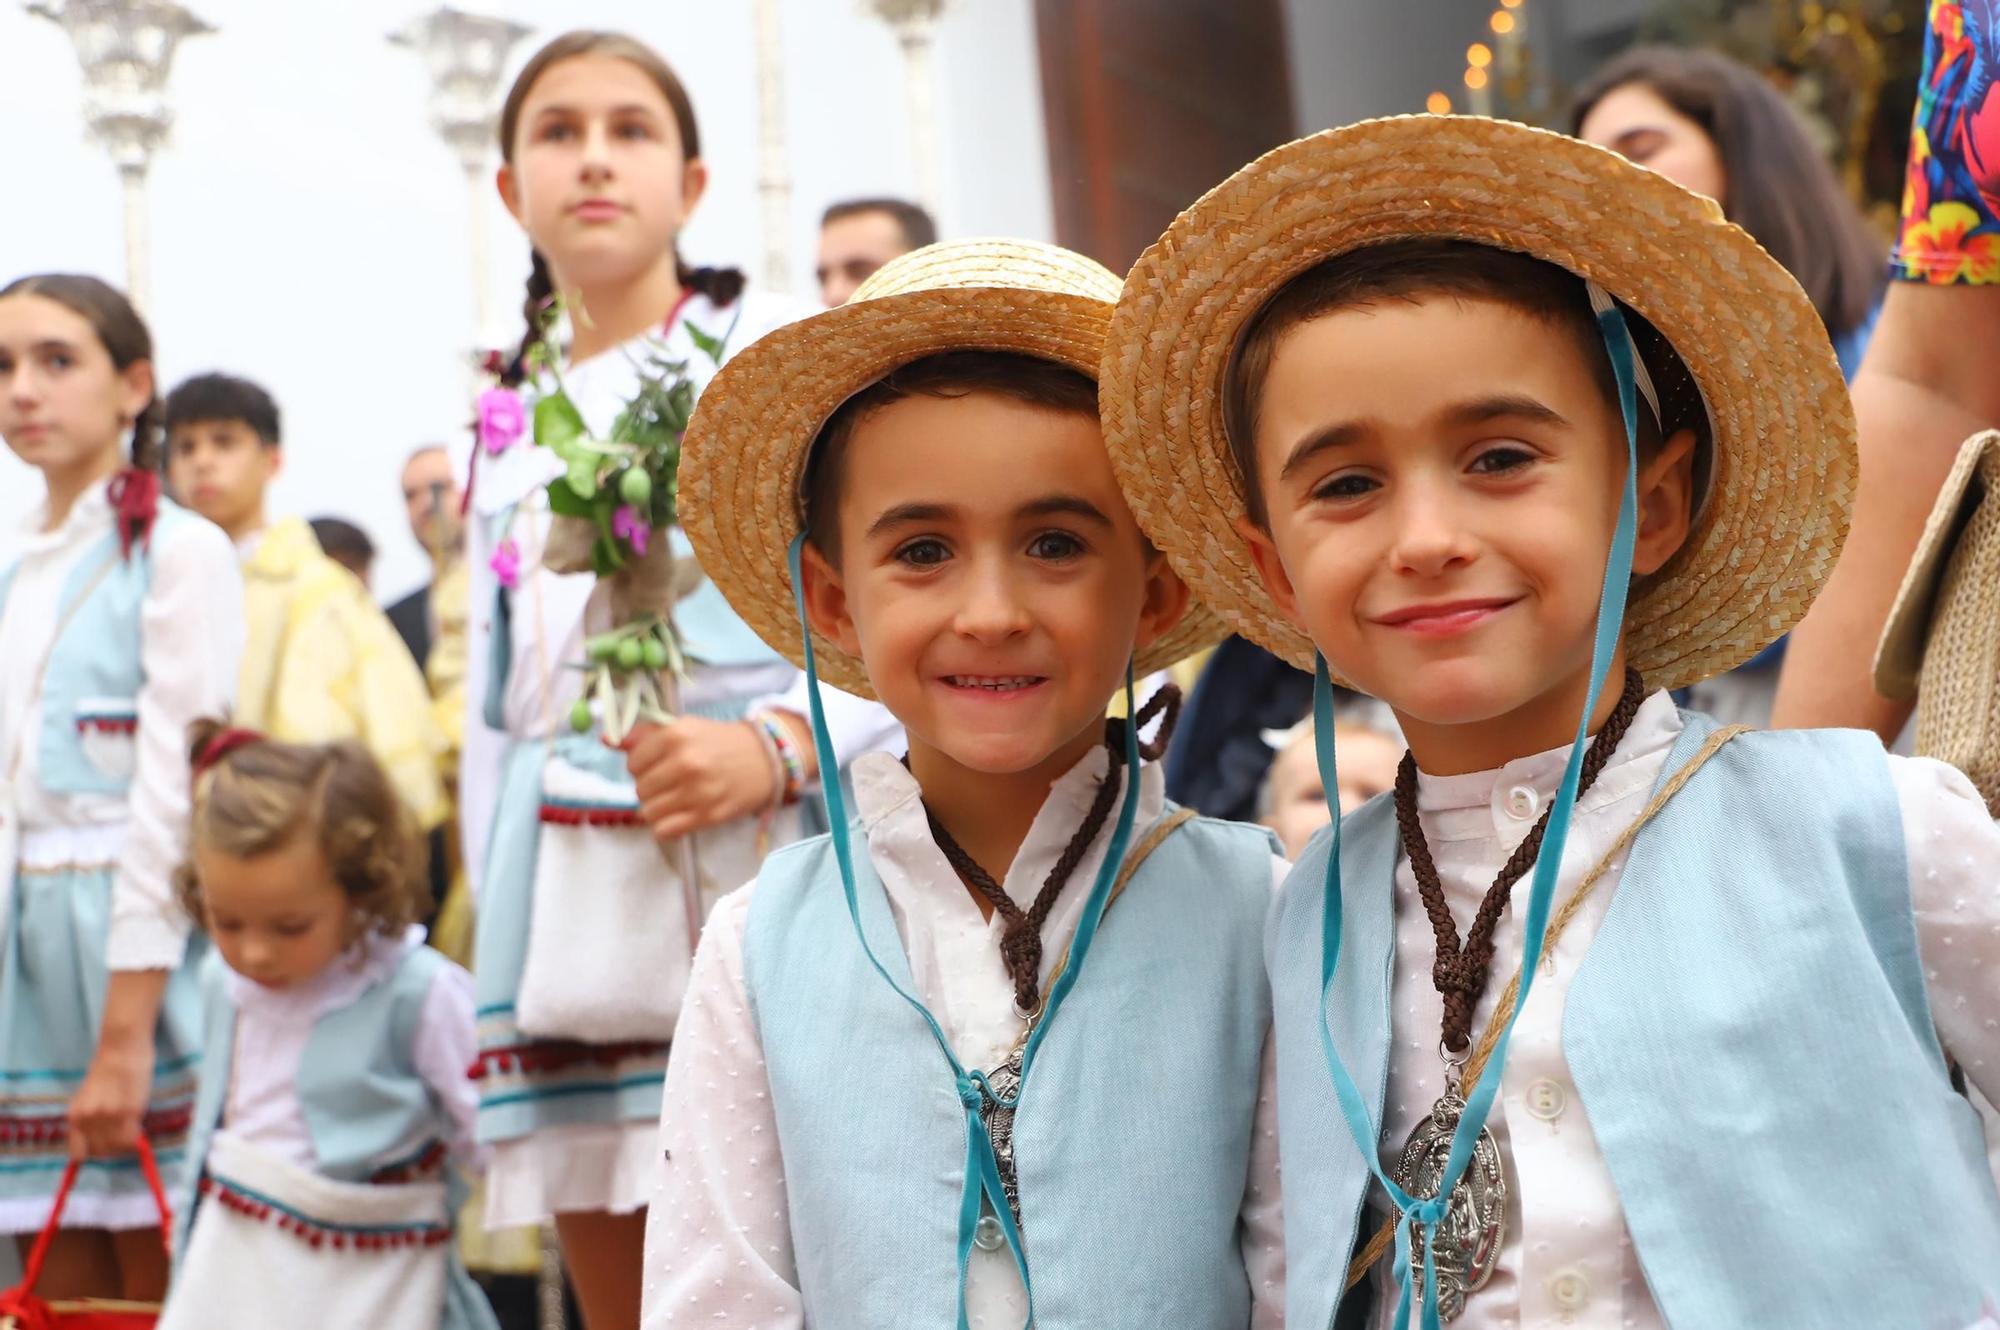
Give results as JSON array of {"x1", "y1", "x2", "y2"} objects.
[
  {"x1": 104, "y1": 467, "x2": 160, "y2": 562},
  {"x1": 194, "y1": 727, "x2": 263, "y2": 781}
]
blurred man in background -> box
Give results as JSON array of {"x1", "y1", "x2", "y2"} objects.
[{"x1": 814, "y1": 197, "x2": 936, "y2": 306}]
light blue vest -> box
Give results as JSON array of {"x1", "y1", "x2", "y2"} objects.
[
  {"x1": 180, "y1": 945, "x2": 496, "y2": 1330},
  {"x1": 1270, "y1": 713, "x2": 2000, "y2": 1328},
  {"x1": 0, "y1": 502, "x2": 200, "y2": 796},
  {"x1": 743, "y1": 814, "x2": 1275, "y2": 1329}
]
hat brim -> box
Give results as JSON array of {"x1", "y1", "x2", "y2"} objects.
[
  {"x1": 681, "y1": 284, "x2": 1228, "y2": 700},
  {"x1": 1875, "y1": 430, "x2": 2000, "y2": 700},
  {"x1": 1100, "y1": 114, "x2": 1857, "y2": 693}
]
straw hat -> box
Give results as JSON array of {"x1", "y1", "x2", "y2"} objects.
[
  {"x1": 1875, "y1": 431, "x2": 2000, "y2": 813},
  {"x1": 678, "y1": 238, "x2": 1228, "y2": 699},
  {"x1": 1099, "y1": 114, "x2": 1857, "y2": 692}
]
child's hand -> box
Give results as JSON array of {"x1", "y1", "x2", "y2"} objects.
[
  {"x1": 68, "y1": 1034, "x2": 156, "y2": 1159},
  {"x1": 622, "y1": 717, "x2": 779, "y2": 844}
]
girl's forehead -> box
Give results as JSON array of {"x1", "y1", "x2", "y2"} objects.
[
  {"x1": 0, "y1": 292, "x2": 98, "y2": 345},
  {"x1": 522, "y1": 54, "x2": 674, "y2": 118}
]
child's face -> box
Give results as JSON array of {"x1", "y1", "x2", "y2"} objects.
[
  {"x1": 1241, "y1": 295, "x2": 1693, "y2": 749},
  {"x1": 166, "y1": 418, "x2": 278, "y2": 538},
  {"x1": 803, "y1": 390, "x2": 1190, "y2": 783},
  {"x1": 195, "y1": 834, "x2": 353, "y2": 990},
  {"x1": 0, "y1": 294, "x2": 150, "y2": 480},
  {"x1": 1263, "y1": 725, "x2": 1402, "y2": 858},
  {"x1": 499, "y1": 54, "x2": 707, "y2": 295}
]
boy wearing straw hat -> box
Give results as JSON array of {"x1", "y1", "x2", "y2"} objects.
[
  {"x1": 639, "y1": 239, "x2": 1287, "y2": 1329},
  {"x1": 1100, "y1": 116, "x2": 2000, "y2": 1330}
]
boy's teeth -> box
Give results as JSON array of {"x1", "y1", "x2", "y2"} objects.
[{"x1": 949, "y1": 676, "x2": 1036, "y2": 690}]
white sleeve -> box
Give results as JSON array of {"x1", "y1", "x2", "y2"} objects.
[
  {"x1": 1894, "y1": 755, "x2": 2000, "y2": 1181},
  {"x1": 411, "y1": 955, "x2": 484, "y2": 1170},
  {"x1": 753, "y1": 674, "x2": 904, "y2": 777},
  {"x1": 108, "y1": 518, "x2": 243, "y2": 971},
  {"x1": 642, "y1": 882, "x2": 802, "y2": 1330}
]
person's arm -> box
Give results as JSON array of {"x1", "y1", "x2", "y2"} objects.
[
  {"x1": 74, "y1": 520, "x2": 242, "y2": 1154},
  {"x1": 1772, "y1": 273, "x2": 2000, "y2": 737},
  {"x1": 642, "y1": 884, "x2": 802, "y2": 1328},
  {"x1": 410, "y1": 956, "x2": 486, "y2": 1170}
]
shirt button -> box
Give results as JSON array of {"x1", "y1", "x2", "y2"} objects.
[
  {"x1": 1503, "y1": 784, "x2": 1539, "y2": 820},
  {"x1": 1525, "y1": 1079, "x2": 1567, "y2": 1121},
  {"x1": 1549, "y1": 1268, "x2": 1589, "y2": 1310},
  {"x1": 973, "y1": 1214, "x2": 1006, "y2": 1251}
]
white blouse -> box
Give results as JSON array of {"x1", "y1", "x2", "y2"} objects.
[
  {"x1": 642, "y1": 747, "x2": 1289, "y2": 1329},
  {"x1": 1368, "y1": 691, "x2": 2000, "y2": 1330},
  {"x1": 0, "y1": 480, "x2": 241, "y2": 970},
  {"x1": 217, "y1": 926, "x2": 480, "y2": 1172}
]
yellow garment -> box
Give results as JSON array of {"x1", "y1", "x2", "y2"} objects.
[
  {"x1": 1107, "y1": 645, "x2": 1214, "y2": 718},
  {"x1": 236, "y1": 517, "x2": 448, "y2": 829},
  {"x1": 426, "y1": 557, "x2": 468, "y2": 760}
]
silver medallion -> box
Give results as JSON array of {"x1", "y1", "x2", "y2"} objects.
[
  {"x1": 979, "y1": 1044, "x2": 1027, "y2": 1235},
  {"x1": 1391, "y1": 1089, "x2": 1507, "y2": 1323}
]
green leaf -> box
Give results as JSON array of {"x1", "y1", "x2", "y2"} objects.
[
  {"x1": 565, "y1": 455, "x2": 600, "y2": 499},
  {"x1": 684, "y1": 320, "x2": 725, "y2": 365},
  {"x1": 535, "y1": 393, "x2": 587, "y2": 451},
  {"x1": 546, "y1": 481, "x2": 593, "y2": 518}
]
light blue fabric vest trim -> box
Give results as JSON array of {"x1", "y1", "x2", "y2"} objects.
[
  {"x1": 1270, "y1": 715, "x2": 2000, "y2": 1327},
  {"x1": 743, "y1": 815, "x2": 1274, "y2": 1330},
  {"x1": 179, "y1": 948, "x2": 497, "y2": 1330},
  {"x1": 0, "y1": 501, "x2": 199, "y2": 797}
]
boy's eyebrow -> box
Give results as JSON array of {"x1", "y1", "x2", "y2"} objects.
[
  {"x1": 1278, "y1": 393, "x2": 1572, "y2": 482},
  {"x1": 862, "y1": 494, "x2": 1116, "y2": 537},
  {"x1": 1018, "y1": 494, "x2": 1114, "y2": 527},
  {"x1": 865, "y1": 501, "x2": 954, "y2": 537}
]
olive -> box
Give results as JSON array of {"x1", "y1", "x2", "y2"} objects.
[
  {"x1": 641, "y1": 637, "x2": 668, "y2": 670},
  {"x1": 616, "y1": 639, "x2": 645, "y2": 670},
  {"x1": 619, "y1": 467, "x2": 654, "y2": 506},
  {"x1": 568, "y1": 699, "x2": 593, "y2": 733}
]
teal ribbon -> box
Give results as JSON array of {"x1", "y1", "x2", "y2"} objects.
[
  {"x1": 786, "y1": 535, "x2": 1141, "y2": 1329},
  {"x1": 1310, "y1": 298, "x2": 1646, "y2": 1329}
]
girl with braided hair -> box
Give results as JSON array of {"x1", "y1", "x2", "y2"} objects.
[
  {"x1": 162, "y1": 720, "x2": 491, "y2": 1329},
  {"x1": 0, "y1": 274, "x2": 241, "y2": 1301},
  {"x1": 462, "y1": 30, "x2": 896, "y2": 1328}
]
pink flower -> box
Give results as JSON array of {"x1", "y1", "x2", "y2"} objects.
[
  {"x1": 476, "y1": 387, "x2": 526, "y2": 456},
  {"x1": 489, "y1": 537, "x2": 521, "y2": 589},
  {"x1": 612, "y1": 504, "x2": 650, "y2": 556}
]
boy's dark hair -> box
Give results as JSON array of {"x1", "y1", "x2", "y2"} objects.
[
  {"x1": 1223, "y1": 238, "x2": 1710, "y2": 527},
  {"x1": 164, "y1": 372, "x2": 282, "y2": 446},
  {"x1": 821, "y1": 198, "x2": 939, "y2": 253},
  {"x1": 1569, "y1": 46, "x2": 1882, "y2": 338},
  {"x1": 802, "y1": 351, "x2": 1099, "y2": 562},
  {"x1": 309, "y1": 516, "x2": 375, "y2": 566}
]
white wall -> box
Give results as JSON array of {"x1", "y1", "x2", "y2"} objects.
[{"x1": 0, "y1": 0, "x2": 1054, "y2": 598}]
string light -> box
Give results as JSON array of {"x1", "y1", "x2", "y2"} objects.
[
  {"x1": 1426, "y1": 91, "x2": 1453, "y2": 114},
  {"x1": 1464, "y1": 67, "x2": 1489, "y2": 90},
  {"x1": 1500, "y1": 0, "x2": 1523, "y2": 7},
  {"x1": 1467, "y1": 42, "x2": 1493, "y2": 68},
  {"x1": 1490, "y1": 11, "x2": 1516, "y2": 34}
]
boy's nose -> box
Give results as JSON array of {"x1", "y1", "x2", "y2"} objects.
[
  {"x1": 953, "y1": 567, "x2": 1032, "y2": 641},
  {"x1": 1387, "y1": 489, "x2": 1476, "y2": 577}
]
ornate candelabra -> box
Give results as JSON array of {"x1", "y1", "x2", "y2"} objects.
[{"x1": 28, "y1": 0, "x2": 213, "y2": 312}]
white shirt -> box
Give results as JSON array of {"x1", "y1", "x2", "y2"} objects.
[
  {"x1": 642, "y1": 748, "x2": 1289, "y2": 1329},
  {"x1": 0, "y1": 480, "x2": 241, "y2": 969},
  {"x1": 1369, "y1": 692, "x2": 2000, "y2": 1329},
  {"x1": 218, "y1": 927, "x2": 481, "y2": 1172}
]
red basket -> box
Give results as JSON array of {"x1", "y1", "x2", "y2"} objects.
[{"x1": 0, "y1": 1139, "x2": 171, "y2": 1330}]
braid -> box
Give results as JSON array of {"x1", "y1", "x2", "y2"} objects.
[
  {"x1": 128, "y1": 396, "x2": 163, "y2": 472},
  {"x1": 506, "y1": 249, "x2": 555, "y2": 386},
  {"x1": 675, "y1": 251, "x2": 746, "y2": 309}
]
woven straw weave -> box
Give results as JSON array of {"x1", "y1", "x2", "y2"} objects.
[
  {"x1": 678, "y1": 238, "x2": 1227, "y2": 699},
  {"x1": 1875, "y1": 430, "x2": 2000, "y2": 813},
  {"x1": 1098, "y1": 114, "x2": 1856, "y2": 692}
]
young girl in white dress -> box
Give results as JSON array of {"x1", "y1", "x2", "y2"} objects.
[
  {"x1": 0, "y1": 274, "x2": 241, "y2": 1303},
  {"x1": 161, "y1": 721, "x2": 492, "y2": 1330},
  {"x1": 462, "y1": 31, "x2": 896, "y2": 1328}
]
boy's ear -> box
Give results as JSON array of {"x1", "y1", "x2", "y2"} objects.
[
  {"x1": 1631, "y1": 426, "x2": 1698, "y2": 578},
  {"x1": 1132, "y1": 551, "x2": 1193, "y2": 655},
  {"x1": 798, "y1": 540, "x2": 862, "y2": 658},
  {"x1": 1235, "y1": 515, "x2": 1305, "y2": 629}
]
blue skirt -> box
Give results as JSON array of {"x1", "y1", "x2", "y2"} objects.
[{"x1": 0, "y1": 853, "x2": 203, "y2": 1233}]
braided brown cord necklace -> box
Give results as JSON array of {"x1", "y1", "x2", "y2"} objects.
[
  {"x1": 1396, "y1": 666, "x2": 1646, "y2": 1053},
  {"x1": 922, "y1": 683, "x2": 1181, "y2": 1018},
  {"x1": 1385, "y1": 665, "x2": 1645, "y2": 1322}
]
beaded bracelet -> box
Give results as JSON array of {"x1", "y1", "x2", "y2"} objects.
[{"x1": 749, "y1": 711, "x2": 806, "y2": 807}]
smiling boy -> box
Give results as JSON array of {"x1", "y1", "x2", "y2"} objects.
[
  {"x1": 1102, "y1": 118, "x2": 2000, "y2": 1329},
  {"x1": 641, "y1": 240, "x2": 1286, "y2": 1329}
]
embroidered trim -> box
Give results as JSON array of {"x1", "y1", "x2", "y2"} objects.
[
  {"x1": 196, "y1": 1176, "x2": 451, "y2": 1250},
  {"x1": 15, "y1": 858, "x2": 120, "y2": 879},
  {"x1": 467, "y1": 1039, "x2": 668, "y2": 1082},
  {"x1": 536, "y1": 800, "x2": 644, "y2": 827},
  {"x1": 75, "y1": 716, "x2": 139, "y2": 735},
  {"x1": 0, "y1": 1103, "x2": 194, "y2": 1154}
]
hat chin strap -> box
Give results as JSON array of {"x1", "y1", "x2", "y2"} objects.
[{"x1": 1305, "y1": 283, "x2": 1646, "y2": 1330}]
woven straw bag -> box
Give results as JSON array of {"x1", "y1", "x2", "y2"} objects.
[{"x1": 1876, "y1": 430, "x2": 2000, "y2": 813}]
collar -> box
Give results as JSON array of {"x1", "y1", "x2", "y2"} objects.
[
  {"x1": 221, "y1": 924, "x2": 424, "y2": 1018},
  {"x1": 18, "y1": 476, "x2": 113, "y2": 554},
  {"x1": 1412, "y1": 689, "x2": 1683, "y2": 840},
  {"x1": 851, "y1": 744, "x2": 1168, "y2": 912},
  {"x1": 239, "y1": 516, "x2": 318, "y2": 579}
]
